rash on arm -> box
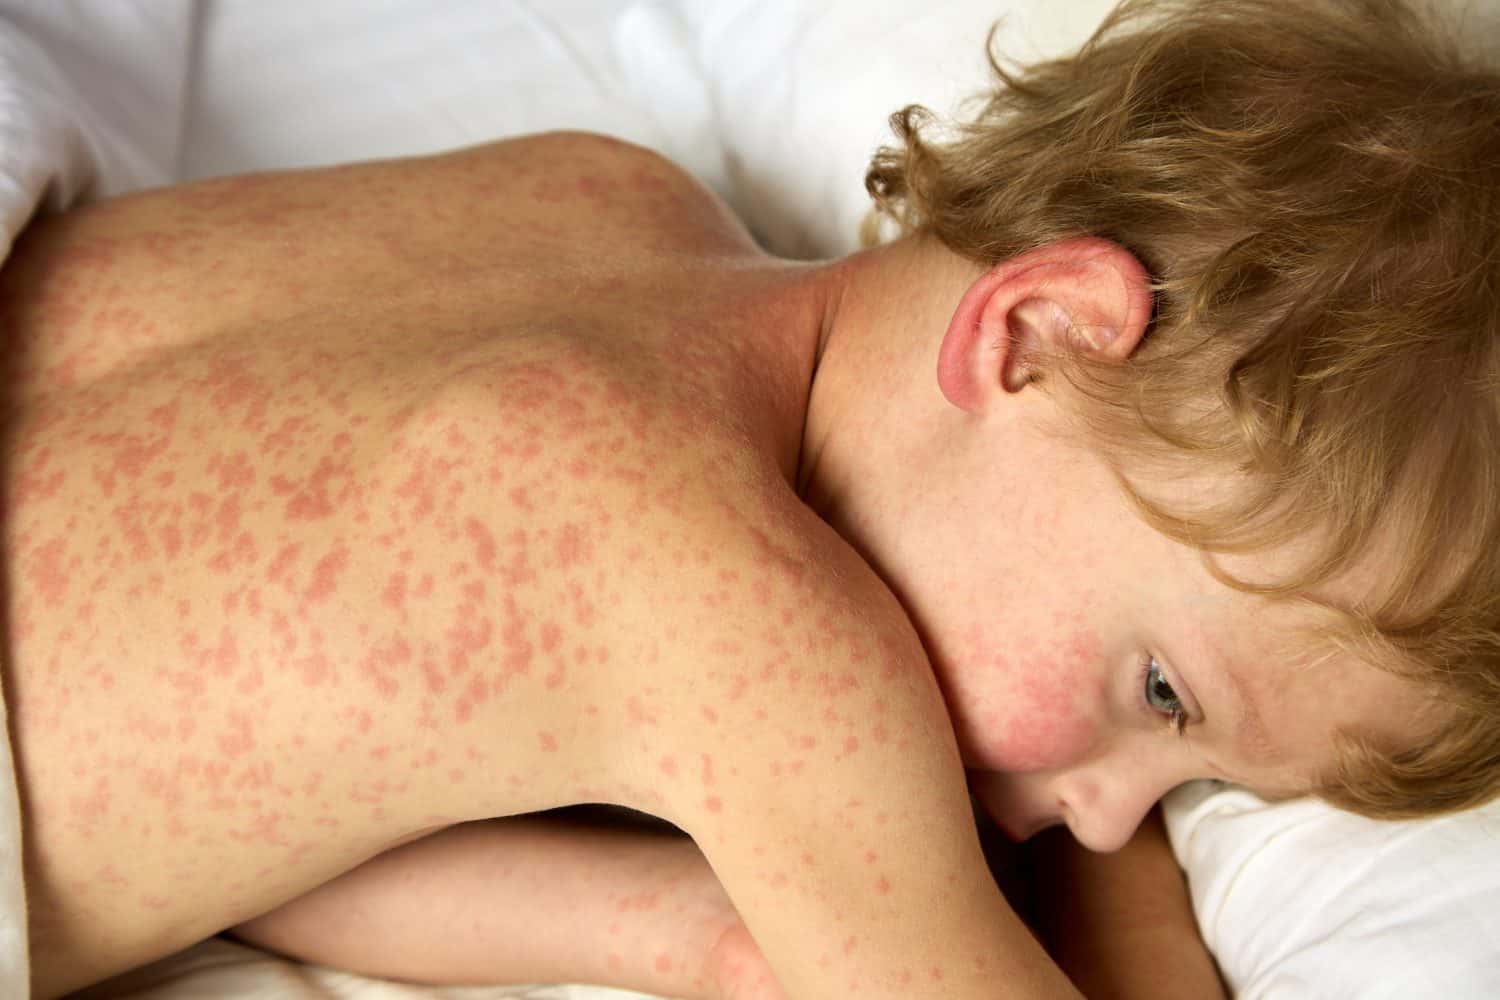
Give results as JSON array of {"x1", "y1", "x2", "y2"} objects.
[{"x1": 231, "y1": 815, "x2": 759, "y2": 998}]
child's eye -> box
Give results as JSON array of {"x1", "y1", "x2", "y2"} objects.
[{"x1": 1144, "y1": 656, "x2": 1190, "y2": 735}]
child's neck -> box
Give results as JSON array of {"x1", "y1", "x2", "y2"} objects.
[{"x1": 797, "y1": 234, "x2": 985, "y2": 510}]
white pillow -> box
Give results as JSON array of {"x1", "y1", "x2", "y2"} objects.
[
  {"x1": 1166, "y1": 782, "x2": 1500, "y2": 998},
  {"x1": 0, "y1": 0, "x2": 190, "y2": 255},
  {"x1": 653, "y1": 0, "x2": 1116, "y2": 258},
  {"x1": 179, "y1": 0, "x2": 692, "y2": 183}
]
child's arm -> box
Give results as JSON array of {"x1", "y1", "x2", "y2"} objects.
[
  {"x1": 230, "y1": 816, "x2": 781, "y2": 1000},
  {"x1": 1027, "y1": 808, "x2": 1227, "y2": 999}
]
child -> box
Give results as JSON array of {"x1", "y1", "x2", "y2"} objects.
[{"x1": 8, "y1": 0, "x2": 1496, "y2": 996}]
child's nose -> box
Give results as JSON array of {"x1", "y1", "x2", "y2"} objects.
[{"x1": 1056, "y1": 771, "x2": 1169, "y2": 853}]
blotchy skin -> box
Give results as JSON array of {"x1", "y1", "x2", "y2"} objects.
[{"x1": 1, "y1": 136, "x2": 1045, "y2": 998}]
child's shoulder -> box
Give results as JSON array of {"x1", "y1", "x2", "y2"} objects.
[
  {"x1": 609, "y1": 477, "x2": 957, "y2": 826},
  {"x1": 431, "y1": 131, "x2": 763, "y2": 259},
  {"x1": 606, "y1": 485, "x2": 1036, "y2": 996}
]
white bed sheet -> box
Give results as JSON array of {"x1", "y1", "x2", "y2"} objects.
[{"x1": 0, "y1": 1, "x2": 1497, "y2": 998}]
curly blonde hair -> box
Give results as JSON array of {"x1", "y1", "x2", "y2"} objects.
[{"x1": 865, "y1": 0, "x2": 1500, "y2": 818}]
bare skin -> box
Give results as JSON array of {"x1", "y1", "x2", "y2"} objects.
[
  {"x1": 230, "y1": 814, "x2": 784, "y2": 999},
  {"x1": 1, "y1": 134, "x2": 1068, "y2": 998},
  {"x1": 223, "y1": 805, "x2": 1221, "y2": 1000}
]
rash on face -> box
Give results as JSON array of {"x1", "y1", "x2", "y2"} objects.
[{"x1": 952, "y1": 625, "x2": 1103, "y2": 773}]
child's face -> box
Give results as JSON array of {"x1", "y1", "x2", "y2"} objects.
[{"x1": 876, "y1": 404, "x2": 1430, "y2": 853}]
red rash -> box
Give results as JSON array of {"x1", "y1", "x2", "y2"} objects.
[{"x1": 969, "y1": 627, "x2": 1102, "y2": 773}]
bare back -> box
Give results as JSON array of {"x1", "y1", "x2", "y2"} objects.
[{"x1": 2, "y1": 135, "x2": 1020, "y2": 998}]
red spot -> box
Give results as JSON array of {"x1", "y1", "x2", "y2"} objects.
[
  {"x1": 555, "y1": 522, "x2": 591, "y2": 568},
  {"x1": 361, "y1": 634, "x2": 410, "y2": 700},
  {"x1": 420, "y1": 654, "x2": 445, "y2": 695},
  {"x1": 819, "y1": 671, "x2": 861, "y2": 697},
  {"x1": 497, "y1": 595, "x2": 530, "y2": 677},
  {"x1": 497, "y1": 530, "x2": 534, "y2": 588},
  {"x1": 565, "y1": 580, "x2": 596, "y2": 628},
  {"x1": 218, "y1": 711, "x2": 256, "y2": 758},
  {"x1": 147, "y1": 401, "x2": 179, "y2": 431},
  {"x1": 705, "y1": 796, "x2": 722, "y2": 813},
  {"x1": 28, "y1": 537, "x2": 70, "y2": 604},
  {"x1": 273, "y1": 450, "x2": 354, "y2": 522},
  {"x1": 210, "y1": 627, "x2": 240, "y2": 676},
  {"x1": 266, "y1": 543, "x2": 301, "y2": 585},
  {"x1": 213, "y1": 451, "x2": 257, "y2": 492},
  {"x1": 539, "y1": 621, "x2": 562, "y2": 653},
  {"x1": 305, "y1": 546, "x2": 350, "y2": 603},
  {"x1": 659, "y1": 756, "x2": 679, "y2": 777},
  {"x1": 159, "y1": 523, "x2": 183, "y2": 558},
  {"x1": 297, "y1": 652, "x2": 332, "y2": 687},
  {"x1": 69, "y1": 777, "x2": 112, "y2": 827},
  {"x1": 96, "y1": 430, "x2": 171, "y2": 481},
  {"x1": 261, "y1": 416, "x2": 307, "y2": 455},
  {"x1": 207, "y1": 529, "x2": 258, "y2": 574},
  {"x1": 455, "y1": 674, "x2": 490, "y2": 723},
  {"x1": 538, "y1": 731, "x2": 559, "y2": 753},
  {"x1": 382, "y1": 572, "x2": 408, "y2": 614},
  {"x1": 466, "y1": 517, "x2": 498, "y2": 573},
  {"x1": 655, "y1": 954, "x2": 673, "y2": 974},
  {"x1": 394, "y1": 453, "x2": 442, "y2": 521}
]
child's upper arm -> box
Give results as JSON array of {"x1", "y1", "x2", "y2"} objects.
[
  {"x1": 651, "y1": 529, "x2": 1082, "y2": 999},
  {"x1": 686, "y1": 660, "x2": 1080, "y2": 999}
]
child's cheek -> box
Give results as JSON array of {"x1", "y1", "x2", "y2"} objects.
[{"x1": 967, "y1": 626, "x2": 1102, "y2": 773}]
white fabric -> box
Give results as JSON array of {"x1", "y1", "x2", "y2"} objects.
[
  {"x1": 1165, "y1": 782, "x2": 1500, "y2": 999},
  {"x1": 661, "y1": 0, "x2": 1119, "y2": 259},
  {"x1": 0, "y1": 674, "x2": 25, "y2": 999},
  {"x1": 177, "y1": 0, "x2": 719, "y2": 185},
  {"x1": 0, "y1": 2, "x2": 1496, "y2": 998},
  {"x1": 72, "y1": 937, "x2": 653, "y2": 1000},
  {"x1": 0, "y1": 0, "x2": 191, "y2": 258}
]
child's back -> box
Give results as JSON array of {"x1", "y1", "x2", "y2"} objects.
[{"x1": 4, "y1": 133, "x2": 1045, "y2": 997}]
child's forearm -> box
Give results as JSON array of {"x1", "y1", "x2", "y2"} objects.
[
  {"x1": 1028, "y1": 808, "x2": 1227, "y2": 1000},
  {"x1": 230, "y1": 817, "x2": 756, "y2": 999}
]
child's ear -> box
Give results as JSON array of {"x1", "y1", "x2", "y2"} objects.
[{"x1": 937, "y1": 237, "x2": 1153, "y2": 413}]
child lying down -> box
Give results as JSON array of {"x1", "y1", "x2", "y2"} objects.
[{"x1": 7, "y1": 0, "x2": 1498, "y2": 996}]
